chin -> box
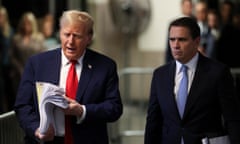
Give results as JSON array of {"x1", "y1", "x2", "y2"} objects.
[{"x1": 65, "y1": 54, "x2": 75, "y2": 60}]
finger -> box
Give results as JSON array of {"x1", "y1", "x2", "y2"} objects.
[{"x1": 48, "y1": 124, "x2": 55, "y2": 133}]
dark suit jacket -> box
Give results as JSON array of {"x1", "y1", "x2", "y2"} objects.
[
  {"x1": 145, "y1": 53, "x2": 240, "y2": 144},
  {"x1": 14, "y1": 48, "x2": 123, "y2": 144}
]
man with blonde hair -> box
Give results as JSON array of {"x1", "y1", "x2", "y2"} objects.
[{"x1": 14, "y1": 10, "x2": 123, "y2": 144}]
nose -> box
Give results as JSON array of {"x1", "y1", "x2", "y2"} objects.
[
  {"x1": 67, "y1": 35, "x2": 74, "y2": 44},
  {"x1": 171, "y1": 39, "x2": 180, "y2": 48}
]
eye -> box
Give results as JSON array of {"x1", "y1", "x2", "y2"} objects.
[
  {"x1": 63, "y1": 33, "x2": 70, "y2": 37},
  {"x1": 73, "y1": 33, "x2": 83, "y2": 39},
  {"x1": 178, "y1": 38, "x2": 187, "y2": 42},
  {"x1": 169, "y1": 37, "x2": 187, "y2": 42},
  {"x1": 169, "y1": 38, "x2": 176, "y2": 41}
]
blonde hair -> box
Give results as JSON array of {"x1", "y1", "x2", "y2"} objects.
[
  {"x1": 59, "y1": 10, "x2": 94, "y2": 35},
  {"x1": 18, "y1": 12, "x2": 38, "y2": 36},
  {"x1": 0, "y1": 6, "x2": 12, "y2": 37}
]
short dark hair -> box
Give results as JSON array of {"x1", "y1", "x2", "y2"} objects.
[{"x1": 168, "y1": 17, "x2": 200, "y2": 39}]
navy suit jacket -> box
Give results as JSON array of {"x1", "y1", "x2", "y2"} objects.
[
  {"x1": 14, "y1": 48, "x2": 123, "y2": 144},
  {"x1": 145, "y1": 53, "x2": 240, "y2": 144}
]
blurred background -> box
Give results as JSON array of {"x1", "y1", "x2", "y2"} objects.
[{"x1": 1, "y1": 0, "x2": 240, "y2": 144}]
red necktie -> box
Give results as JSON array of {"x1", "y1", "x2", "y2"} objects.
[{"x1": 65, "y1": 60, "x2": 78, "y2": 144}]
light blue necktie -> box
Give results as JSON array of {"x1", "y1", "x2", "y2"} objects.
[{"x1": 177, "y1": 65, "x2": 188, "y2": 118}]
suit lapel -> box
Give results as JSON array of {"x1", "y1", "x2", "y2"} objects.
[
  {"x1": 76, "y1": 50, "x2": 93, "y2": 102},
  {"x1": 44, "y1": 49, "x2": 61, "y2": 85},
  {"x1": 170, "y1": 63, "x2": 183, "y2": 120},
  {"x1": 162, "y1": 62, "x2": 182, "y2": 120},
  {"x1": 183, "y1": 54, "x2": 209, "y2": 118}
]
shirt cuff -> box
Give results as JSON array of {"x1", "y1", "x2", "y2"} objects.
[{"x1": 76, "y1": 105, "x2": 86, "y2": 124}]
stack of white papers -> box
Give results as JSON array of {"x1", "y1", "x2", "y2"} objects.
[
  {"x1": 36, "y1": 82, "x2": 68, "y2": 135},
  {"x1": 202, "y1": 135, "x2": 230, "y2": 144},
  {"x1": 209, "y1": 135, "x2": 230, "y2": 144}
]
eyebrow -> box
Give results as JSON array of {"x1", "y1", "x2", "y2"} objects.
[{"x1": 169, "y1": 37, "x2": 188, "y2": 41}]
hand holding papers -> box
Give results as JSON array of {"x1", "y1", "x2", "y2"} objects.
[{"x1": 36, "y1": 82, "x2": 68, "y2": 135}]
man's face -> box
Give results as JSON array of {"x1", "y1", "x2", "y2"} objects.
[
  {"x1": 182, "y1": 0, "x2": 193, "y2": 16},
  {"x1": 169, "y1": 26, "x2": 199, "y2": 64},
  {"x1": 195, "y1": 3, "x2": 208, "y2": 22},
  {"x1": 60, "y1": 23, "x2": 92, "y2": 60}
]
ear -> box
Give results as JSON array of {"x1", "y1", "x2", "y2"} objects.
[{"x1": 195, "y1": 36, "x2": 201, "y2": 45}]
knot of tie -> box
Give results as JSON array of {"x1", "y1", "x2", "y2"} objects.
[
  {"x1": 70, "y1": 60, "x2": 77, "y2": 65},
  {"x1": 181, "y1": 65, "x2": 188, "y2": 73}
]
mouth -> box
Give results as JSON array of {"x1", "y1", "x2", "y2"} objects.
[
  {"x1": 66, "y1": 47, "x2": 76, "y2": 53},
  {"x1": 173, "y1": 50, "x2": 182, "y2": 56}
]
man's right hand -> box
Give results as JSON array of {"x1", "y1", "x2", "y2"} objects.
[{"x1": 35, "y1": 124, "x2": 55, "y2": 142}]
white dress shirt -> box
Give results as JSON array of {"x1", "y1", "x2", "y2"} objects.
[
  {"x1": 53, "y1": 50, "x2": 86, "y2": 136},
  {"x1": 174, "y1": 53, "x2": 199, "y2": 102}
]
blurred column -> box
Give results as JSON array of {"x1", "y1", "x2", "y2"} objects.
[
  {"x1": 49, "y1": 0, "x2": 55, "y2": 15},
  {"x1": 68, "y1": 0, "x2": 88, "y2": 11}
]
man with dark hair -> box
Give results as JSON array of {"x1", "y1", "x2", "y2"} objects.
[{"x1": 145, "y1": 17, "x2": 240, "y2": 144}]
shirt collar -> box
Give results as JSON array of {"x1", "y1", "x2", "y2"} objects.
[
  {"x1": 61, "y1": 50, "x2": 85, "y2": 66},
  {"x1": 176, "y1": 53, "x2": 199, "y2": 74}
]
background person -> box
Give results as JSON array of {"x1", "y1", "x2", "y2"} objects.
[
  {"x1": 10, "y1": 12, "x2": 46, "y2": 98},
  {"x1": 0, "y1": 6, "x2": 14, "y2": 113},
  {"x1": 40, "y1": 13, "x2": 59, "y2": 51}
]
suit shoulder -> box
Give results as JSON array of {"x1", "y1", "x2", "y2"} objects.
[
  {"x1": 154, "y1": 62, "x2": 174, "y2": 74},
  {"x1": 32, "y1": 48, "x2": 61, "y2": 59},
  {"x1": 86, "y1": 49, "x2": 117, "y2": 65},
  {"x1": 201, "y1": 55, "x2": 230, "y2": 70},
  {"x1": 30, "y1": 48, "x2": 60, "y2": 60},
  {"x1": 25, "y1": 48, "x2": 61, "y2": 67}
]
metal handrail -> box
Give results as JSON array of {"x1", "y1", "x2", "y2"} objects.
[
  {"x1": 0, "y1": 110, "x2": 24, "y2": 144},
  {"x1": 231, "y1": 68, "x2": 240, "y2": 75},
  {"x1": 0, "y1": 110, "x2": 15, "y2": 119},
  {"x1": 118, "y1": 67, "x2": 154, "y2": 76}
]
